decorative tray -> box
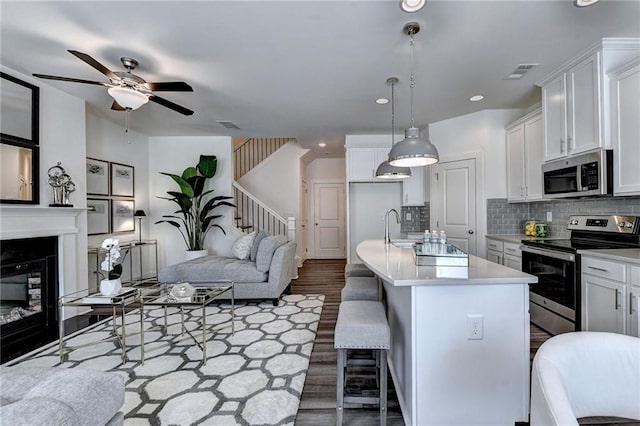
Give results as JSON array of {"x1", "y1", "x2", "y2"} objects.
[{"x1": 412, "y1": 243, "x2": 469, "y2": 267}]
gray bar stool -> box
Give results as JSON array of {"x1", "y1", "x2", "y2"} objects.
[
  {"x1": 334, "y1": 300, "x2": 390, "y2": 426},
  {"x1": 342, "y1": 276, "x2": 379, "y2": 301},
  {"x1": 344, "y1": 263, "x2": 374, "y2": 279}
]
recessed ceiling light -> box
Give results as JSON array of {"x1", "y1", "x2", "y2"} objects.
[
  {"x1": 469, "y1": 95, "x2": 484, "y2": 102},
  {"x1": 376, "y1": 98, "x2": 389, "y2": 105},
  {"x1": 318, "y1": 142, "x2": 327, "y2": 148},
  {"x1": 400, "y1": 0, "x2": 426, "y2": 13},
  {"x1": 574, "y1": 0, "x2": 599, "y2": 7}
]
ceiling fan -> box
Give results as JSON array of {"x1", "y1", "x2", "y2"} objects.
[{"x1": 33, "y1": 50, "x2": 194, "y2": 116}]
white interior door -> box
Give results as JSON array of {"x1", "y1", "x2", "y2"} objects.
[
  {"x1": 432, "y1": 158, "x2": 477, "y2": 255},
  {"x1": 313, "y1": 182, "x2": 345, "y2": 259}
]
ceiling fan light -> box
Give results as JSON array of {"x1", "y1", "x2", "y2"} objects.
[
  {"x1": 400, "y1": 0, "x2": 426, "y2": 13},
  {"x1": 388, "y1": 127, "x2": 439, "y2": 167},
  {"x1": 376, "y1": 160, "x2": 412, "y2": 179},
  {"x1": 574, "y1": 0, "x2": 599, "y2": 6},
  {"x1": 107, "y1": 86, "x2": 149, "y2": 110}
]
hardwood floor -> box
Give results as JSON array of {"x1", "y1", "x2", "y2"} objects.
[{"x1": 292, "y1": 259, "x2": 556, "y2": 425}]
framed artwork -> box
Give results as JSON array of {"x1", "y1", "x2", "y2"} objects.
[
  {"x1": 86, "y1": 157, "x2": 109, "y2": 196},
  {"x1": 87, "y1": 198, "x2": 110, "y2": 235},
  {"x1": 110, "y1": 162, "x2": 134, "y2": 197},
  {"x1": 111, "y1": 199, "x2": 135, "y2": 233}
]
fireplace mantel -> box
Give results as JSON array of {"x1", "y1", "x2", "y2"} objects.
[{"x1": 0, "y1": 206, "x2": 85, "y2": 240}]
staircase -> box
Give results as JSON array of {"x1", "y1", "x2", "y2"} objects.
[{"x1": 233, "y1": 137, "x2": 294, "y2": 239}]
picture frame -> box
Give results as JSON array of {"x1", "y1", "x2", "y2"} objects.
[
  {"x1": 110, "y1": 162, "x2": 134, "y2": 197},
  {"x1": 111, "y1": 199, "x2": 135, "y2": 233},
  {"x1": 86, "y1": 157, "x2": 109, "y2": 196},
  {"x1": 87, "y1": 198, "x2": 110, "y2": 235}
]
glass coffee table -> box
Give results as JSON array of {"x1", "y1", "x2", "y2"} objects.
[{"x1": 139, "y1": 282, "x2": 234, "y2": 364}]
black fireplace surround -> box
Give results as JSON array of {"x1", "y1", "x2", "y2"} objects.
[{"x1": 1, "y1": 236, "x2": 58, "y2": 363}]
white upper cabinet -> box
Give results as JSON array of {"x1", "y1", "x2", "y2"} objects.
[
  {"x1": 610, "y1": 58, "x2": 640, "y2": 196},
  {"x1": 538, "y1": 38, "x2": 640, "y2": 162},
  {"x1": 506, "y1": 109, "x2": 543, "y2": 202},
  {"x1": 346, "y1": 147, "x2": 390, "y2": 181},
  {"x1": 542, "y1": 52, "x2": 602, "y2": 161},
  {"x1": 402, "y1": 166, "x2": 425, "y2": 206}
]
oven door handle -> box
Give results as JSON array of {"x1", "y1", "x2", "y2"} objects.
[{"x1": 521, "y1": 246, "x2": 576, "y2": 262}]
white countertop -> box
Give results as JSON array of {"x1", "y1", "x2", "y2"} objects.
[
  {"x1": 356, "y1": 239, "x2": 537, "y2": 286},
  {"x1": 485, "y1": 234, "x2": 562, "y2": 244},
  {"x1": 578, "y1": 248, "x2": 640, "y2": 266}
]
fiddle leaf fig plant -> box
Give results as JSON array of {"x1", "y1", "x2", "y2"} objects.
[{"x1": 156, "y1": 155, "x2": 235, "y2": 251}]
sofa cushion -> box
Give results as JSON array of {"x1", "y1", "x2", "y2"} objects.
[
  {"x1": 159, "y1": 255, "x2": 268, "y2": 283},
  {"x1": 250, "y1": 230, "x2": 267, "y2": 262},
  {"x1": 256, "y1": 235, "x2": 287, "y2": 273},
  {"x1": 232, "y1": 230, "x2": 256, "y2": 260},
  {"x1": 0, "y1": 397, "x2": 79, "y2": 426}
]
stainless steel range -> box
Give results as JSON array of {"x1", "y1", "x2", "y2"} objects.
[{"x1": 521, "y1": 215, "x2": 640, "y2": 335}]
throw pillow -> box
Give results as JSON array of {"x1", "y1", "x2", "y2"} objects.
[
  {"x1": 232, "y1": 231, "x2": 257, "y2": 260},
  {"x1": 255, "y1": 235, "x2": 287, "y2": 272},
  {"x1": 250, "y1": 230, "x2": 268, "y2": 262}
]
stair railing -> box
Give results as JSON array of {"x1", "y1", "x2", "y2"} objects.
[
  {"x1": 232, "y1": 181, "x2": 296, "y2": 242},
  {"x1": 234, "y1": 137, "x2": 291, "y2": 180}
]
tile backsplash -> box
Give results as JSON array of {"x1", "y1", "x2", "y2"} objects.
[
  {"x1": 487, "y1": 197, "x2": 640, "y2": 238},
  {"x1": 401, "y1": 203, "x2": 430, "y2": 233}
]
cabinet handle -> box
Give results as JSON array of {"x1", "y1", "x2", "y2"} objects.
[
  {"x1": 568, "y1": 136, "x2": 574, "y2": 151},
  {"x1": 560, "y1": 139, "x2": 565, "y2": 154},
  {"x1": 630, "y1": 293, "x2": 635, "y2": 316},
  {"x1": 525, "y1": 187, "x2": 528, "y2": 197},
  {"x1": 520, "y1": 187, "x2": 524, "y2": 198},
  {"x1": 587, "y1": 266, "x2": 608, "y2": 272},
  {"x1": 615, "y1": 289, "x2": 620, "y2": 310}
]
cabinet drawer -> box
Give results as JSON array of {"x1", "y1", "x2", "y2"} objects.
[
  {"x1": 503, "y1": 242, "x2": 521, "y2": 256},
  {"x1": 631, "y1": 266, "x2": 640, "y2": 283},
  {"x1": 486, "y1": 239, "x2": 504, "y2": 252},
  {"x1": 582, "y1": 256, "x2": 626, "y2": 282}
]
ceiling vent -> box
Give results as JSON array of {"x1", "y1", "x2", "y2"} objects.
[
  {"x1": 504, "y1": 63, "x2": 539, "y2": 80},
  {"x1": 217, "y1": 120, "x2": 240, "y2": 129}
]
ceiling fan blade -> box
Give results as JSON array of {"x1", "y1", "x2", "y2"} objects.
[
  {"x1": 68, "y1": 50, "x2": 118, "y2": 80},
  {"x1": 111, "y1": 101, "x2": 126, "y2": 111},
  {"x1": 148, "y1": 94, "x2": 194, "y2": 116},
  {"x1": 145, "y1": 82, "x2": 193, "y2": 92},
  {"x1": 32, "y1": 74, "x2": 109, "y2": 86}
]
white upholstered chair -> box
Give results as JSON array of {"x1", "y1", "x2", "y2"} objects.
[{"x1": 530, "y1": 331, "x2": 640, "y2": 426}]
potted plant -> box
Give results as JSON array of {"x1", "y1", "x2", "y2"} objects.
[{"x1": 156, "y1": 155, "x2": 235, "y2": 259}]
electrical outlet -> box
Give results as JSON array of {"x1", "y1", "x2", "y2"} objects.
[
  {"x1": 467, "y1": 314, "x2": 484, "y2": 340},
  {"x1": 546, "y1": 211, "x2": 553, "y2": 222},
  {"x1": 406, "y1": 212, "x2": 412, "y2": 221}
]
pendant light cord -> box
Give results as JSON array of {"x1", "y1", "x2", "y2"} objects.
[
  {"x1": 391, "y1": 80, "x2": 395, "y2": 148},
  {"x1": 409, "y1": 33, "x2": 415, "y2": 128}
]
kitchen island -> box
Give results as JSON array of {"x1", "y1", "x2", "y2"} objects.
[{"x1": 356, "y1": 239, "x2": 537, "y2": 426}]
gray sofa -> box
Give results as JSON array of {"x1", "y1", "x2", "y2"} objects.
[
  {"x1": 0, "y1": 366, "x2": 125, "y2": 425},
  {"x1": 159, "y1": 235, "x2": 296, "y2": 305}
]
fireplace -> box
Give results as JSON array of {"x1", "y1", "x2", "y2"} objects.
[{"x1": 1, "y1": 236, "x2": 58, "y2": 363}]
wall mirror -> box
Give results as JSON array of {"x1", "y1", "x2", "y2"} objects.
[{"x1": 1, "y1": 72, "x2": 40, "y2": 204}]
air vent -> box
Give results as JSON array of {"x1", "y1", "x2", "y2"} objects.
[
  {"x1": 217, "y1": 120, "x2": 240, "y2": 129},
  {"x1": 504, "y1": 63, "x2": 539, "y2": 80}
]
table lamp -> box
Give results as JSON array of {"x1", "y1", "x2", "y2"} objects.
[{"x1": 134, "y1": 210, "x2": 146, "y2": 243}]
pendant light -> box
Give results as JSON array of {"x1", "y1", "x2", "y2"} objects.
[
  {"x1": 376, "y1": 77, "x2": 411, "y2": 179},
  {"x1": 388, "y1": 22, "x2": 439, "y2": 167}
]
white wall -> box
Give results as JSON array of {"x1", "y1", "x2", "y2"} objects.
[
  {"x1": 429, "y1": 109, "x2": 524, "y2": 199},
  {"x1": 0, "y1": 65, "x2": 88, "y2": 300},
  {"x1": 307, "y1": 158, "x2": 346, "y2": 181},
  {"x1": 238, "y1": 141, "x2": 308, "y2": 218},
  {"x1": 148, "y1": 136, "x2": 236, "y2": 269}
]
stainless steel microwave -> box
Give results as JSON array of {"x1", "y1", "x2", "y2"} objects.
[{"x1": 542, "y1": 150, "x2": 613, "y2": 199}]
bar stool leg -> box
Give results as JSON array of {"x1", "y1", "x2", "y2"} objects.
[
  {"x1": 336, "y1": 348, "x2": 346, "y2": 426},
  {"x1": 380, "y1": 349, "x2": 388, "y2": 426}
]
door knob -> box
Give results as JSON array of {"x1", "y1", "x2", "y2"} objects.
[
  {"x1": 468, "y1": 230, "x2": 474, "y2": 234},
  {"x1": 315, "y1": 223, "x2": 318, "y2": 226}
]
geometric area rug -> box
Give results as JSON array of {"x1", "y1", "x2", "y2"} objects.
[{"x1": 8, "y1": 294, "x2": 325, "y2": 426}]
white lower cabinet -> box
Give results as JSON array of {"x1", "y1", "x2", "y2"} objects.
[
  {"x1": 485, "y1": 238, "x2": 521, "y2": 271},
  {"x1": 582, "y1": 255, "x2": 638, "y2": 336}
]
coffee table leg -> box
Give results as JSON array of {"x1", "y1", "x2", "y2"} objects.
[
  {"x1": 163, "y1": 305, "x2": 167, "y2": 334},
  {"x1": 58, "y1": 299, "x2": 64, "y2": 363},
  {"x1": 140, "y1": 303, "x2": 145, "y2": 365},
  {"x1": 180, "y1": 306, "x2": 185, "y2": 336},
  {"x1": 231, "y1": 283, "x2": 235, "y2": 335},
  {"x1": 120, "y1": 302, "x2": 126, "y2": 363},
  {"x1": 202, "y1": 305, "x2": 207, "y2": 363}
]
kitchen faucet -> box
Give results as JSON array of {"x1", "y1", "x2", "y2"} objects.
[{"x1": 384, "y1": 208, "x2": 400, "y2": 244}]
